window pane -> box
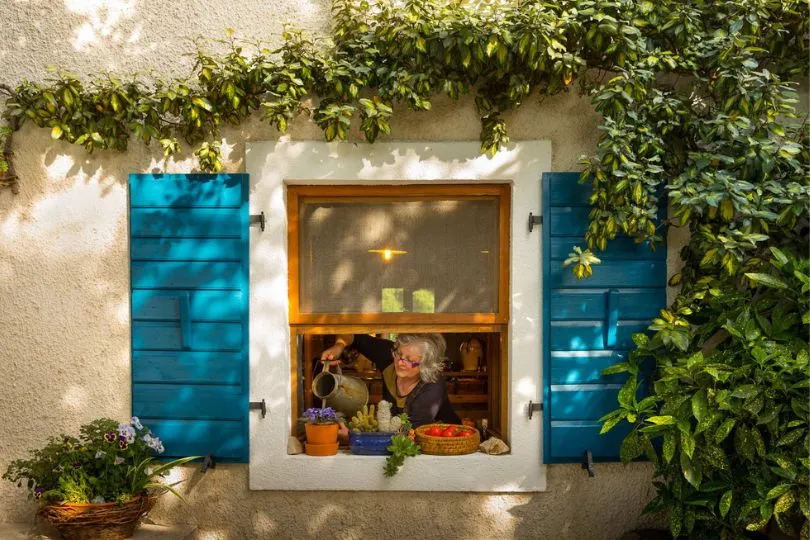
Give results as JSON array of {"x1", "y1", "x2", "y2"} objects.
[{"x1": 299, "y1": 197, "x2": 500, "y2": 313}]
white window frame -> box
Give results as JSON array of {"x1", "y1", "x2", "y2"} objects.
[{"x1": 246, "y1": 141, "x2": 549, "y2": 492}]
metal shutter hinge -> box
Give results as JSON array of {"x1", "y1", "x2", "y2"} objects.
[
  {"x1": 582, "y1": 449, "x2": 595, "y2": 477},
  {"x1": 527, "y1": 400, "x2": 543, "y2": 419},
  {"x1": 250, "y1": 212, "x2": 265, "y2": 231},
  {"x1": 528, "y1": 212, "x2": 542, "y2": 232},
  {"x1": 250, "y1": 399, "x2": 267, "y2": 418}
]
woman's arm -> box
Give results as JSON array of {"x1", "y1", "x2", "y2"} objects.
[
  {"x1": 351, "y1": 334, "x2": 394, "y2": 371},
  {"x1": 320, "y1": 334, "x2": 393, "y2": 371}
]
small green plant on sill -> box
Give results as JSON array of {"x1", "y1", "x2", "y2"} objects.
[{"x1": 384, "y1": 413, "x2": 419, "y2": 477}]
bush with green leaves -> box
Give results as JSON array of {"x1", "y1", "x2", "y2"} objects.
[
  {"x1": 601, "y1": 246, "x2": 809, "y2": 539},
  {"x1": 3, "y1": 418, "x2": 197, "y2": 505}
]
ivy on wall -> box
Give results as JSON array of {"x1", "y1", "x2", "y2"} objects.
[{"x1": 1, "y1": 0, "x2": 808, "y2": 537}]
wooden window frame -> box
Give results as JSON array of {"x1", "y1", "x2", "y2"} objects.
[
  {"x1": 286, "y1": 184, "x2": 511, "y2": 325},
  {"x1": 287, "y1": 183, "x2": 512, "y2": 438}
]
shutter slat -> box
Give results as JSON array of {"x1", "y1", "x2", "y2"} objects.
[
  {"x1": 132, "y1": 291, "x2": 242, "y2": 322},
  {"x1": 549, "y1": 320, "x2": 651, "y2": 351},
  {"x1": 549, "y1": 260, "x2": 666, "y2": 288},
  {"x1": 132, "y1": 321, "x2": 242, "y2": 351},
  {"x1": 551, "y1": 289, "x2": 665, "y2": 320},
  {"x1": 133, "y1": 351, "x2": 242, "y2": 385},
  {"x1": 131, "y1": 261, "x2": 242, "y2": 290},
  {"x1": 550, "y1": 386, "x2": 626, "y2": 421},
  {"x1": 131, "y1": 239, "x2": 242, "y2": 261},
  {"x1": 131, "y1": 208, "x2": 242, "y2": 238},
  {"x1": 550, "y1": 236, "x2": 665, "y2": 260},
  {"x1": 550, "y1": 422, "x2": 632, "y2": 459},
  {"x1": 130, "y1": 174, "x2": 243, "y2": 207},
  {"x1": 549, "y1": 352, "x2": 628, "y2": 385},
  {"x1": 137, "y1": 419, "x2": 246, "y2": 460},
  {"x1": 133, "y1": 384, "x2": 244, "y2": 420},
  {"x1": 547, "y1": 172, "x2": 591, "y2": 206}
]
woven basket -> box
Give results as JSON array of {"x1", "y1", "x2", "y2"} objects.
[
  {"x1": 415, "y1": 424, "x2": 480, "y2": 455},
  {"x1": 38, "y1": 494, "x2": 156, "y2": 540}
]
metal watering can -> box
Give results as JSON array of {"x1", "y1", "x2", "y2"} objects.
[{"x1": 312, "y1": 362, "x2": 369, "y2": 419}]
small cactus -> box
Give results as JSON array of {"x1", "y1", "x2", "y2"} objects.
[
  {"x1": 376, "y1": 400, "x2": 392, "y2": 432},
  {"x1": 348, "y1": 404, "x2": 378, "y2": 432}
]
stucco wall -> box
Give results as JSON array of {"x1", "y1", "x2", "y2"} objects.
[{"x1": 0, "y1": 2, "x2": 664, "y2": 538}]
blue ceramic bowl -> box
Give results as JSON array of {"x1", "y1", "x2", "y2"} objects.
[{"x1": 349, "y1": 432, "x2": 394, "y2": 455}]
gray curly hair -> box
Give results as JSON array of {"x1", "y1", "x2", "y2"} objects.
[{"x1": 395, "y1": 333, "x2": 446, "y2": 383}]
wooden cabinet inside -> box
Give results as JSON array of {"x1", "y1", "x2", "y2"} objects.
[{"x1": 300, "y1": 332, "x2": 505, "y2": 438}]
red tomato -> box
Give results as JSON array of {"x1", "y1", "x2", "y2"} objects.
[
  {"x1": 456, "y1": 429, "x2": 474, "y2": 437},
  {"x1": 425, "y1": 426, "x2": 443, "y2": 437},
  {"x1": 441, "y1": 427, "x2": 458, "y2": 438}
]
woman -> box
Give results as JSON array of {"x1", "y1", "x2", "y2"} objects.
[{"x1": 321, "y1": 333, "x2": 460, "y2": 428}]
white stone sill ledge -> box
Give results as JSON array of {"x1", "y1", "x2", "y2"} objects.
[{"x1": 251, "y1": 451, "x2": 544, "y2": 492}]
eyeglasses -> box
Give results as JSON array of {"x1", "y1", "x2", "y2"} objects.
[{"x1": 392, "y1": 348, "x2": 422, "y2": 368}]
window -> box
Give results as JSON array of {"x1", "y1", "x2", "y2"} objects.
[
  {"x1": 287, "y1": 184, "x2": 510, "y2": 439},
  {"x1": 247, "y1": 141, "x2": 549, "y2": 492}
]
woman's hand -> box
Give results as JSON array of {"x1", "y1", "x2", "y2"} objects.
[
  {"x1": 337, "y1": 422, "x2": 349, "y2": 445},
  {"x1": 320, "y1": 342, "x2": 346, "y2": 364}
]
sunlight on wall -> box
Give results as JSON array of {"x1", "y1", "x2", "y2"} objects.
[
  {"x1": 483, "y1": 495, "x2": 520, "y2": 531},
  {"x1": 307, "y1": 503, "x2": 344, "y2": 535},
  {"x1": 64, "y1": 0, "x2": 137, "y2": 50},
  {"x1": 515, "y1": 376, "x2": 536, "y2": 400},
  {"x1": 61, "y1": 385, "x2": 89, "y2": 412}
]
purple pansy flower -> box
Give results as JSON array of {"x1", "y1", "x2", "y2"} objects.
[
  {"x1": 104, "y1": 432, "x2": 116, "y2": 443},
  {"x1": 302, "y1": 407, "x2": 340, "y2": 424},
  {"x1": 33, "y1": 487, "x2": 45, "y2": 499}
]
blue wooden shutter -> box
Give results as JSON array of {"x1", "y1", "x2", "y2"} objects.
[
  {"x1": 542, "y1": 172, "x2": 666, "y2": 463},
  {"x1": 129, "y1": 173, "x2": 249, "y2": 462}
]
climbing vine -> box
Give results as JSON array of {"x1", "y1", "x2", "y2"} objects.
[{"x1": 1, "y1": 0, "x2": 808, "y2": 536}]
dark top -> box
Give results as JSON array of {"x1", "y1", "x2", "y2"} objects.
[{"x1": 351, "y1": 334, "x2": 461, "y2": 428}]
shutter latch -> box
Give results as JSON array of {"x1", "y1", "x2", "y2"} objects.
[
  {"x1": 527, "y1": 400, "x2": 543, "y2": 419},
  {"x1": 250, "y1": 399, "x2": 267, "y2": 418},
  {"x1": 528, "y1": 212, "x2": 543, "y2": 232},
  {"x1": 200, "y1": 453, "x2": 216, "y2": 474},
  {"x1": 250, "y1": 212, "x2": 265, "y2": 231},
  {"x1": 582, "y1": 449, "x2": 595, "y2": 477}
]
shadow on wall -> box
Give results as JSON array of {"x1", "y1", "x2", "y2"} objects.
[
  {"x1": 141, "y1": 463, "x2": 662, "y2": 540},
  {"x1": 511, "y1": 464, "x2": 663, "y2": 540}
]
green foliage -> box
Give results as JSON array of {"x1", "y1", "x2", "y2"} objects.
[
  {"x1": 384, "y1": 413, "x2": 419, "y2": 477},
  {"x1": 3, "y1": 418, "x2": 198, "y2": 504},
  {"x1": 602, "y1": 252, "x2": 810, "y2": 537},
  {"x1": 2, "y1": 0, "x2": 803, "y2": 177}
]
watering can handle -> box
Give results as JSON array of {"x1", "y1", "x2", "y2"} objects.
[{"x1": 322, "y1": 361, "x2": 342, "y2": 377}]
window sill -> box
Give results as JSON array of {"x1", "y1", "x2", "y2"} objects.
[{"x1": 249, "y1": 449, "x2": 546, "y2": 492}]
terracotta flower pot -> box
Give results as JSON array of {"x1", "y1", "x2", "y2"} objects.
[
  {"x1": 305, "y1": 441, "x2": 339, "y2": 456},
  {"x1": 305, "y1": 423, "x2": 339, "y2": 445}
]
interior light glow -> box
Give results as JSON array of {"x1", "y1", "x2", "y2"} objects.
[{"x1": 367, "y1": 248, "x2": 407, "y2": 262}]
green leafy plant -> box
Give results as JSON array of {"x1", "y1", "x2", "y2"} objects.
[
  {"x1": 384, "y1": 413, "x2": 420, "y2": 477},
  {"x1": 3, "y1": 417, "x2": 198, "y2": 504},
  {"x1": 601, "y1": 247, "x2": 810, "y2": 539}
]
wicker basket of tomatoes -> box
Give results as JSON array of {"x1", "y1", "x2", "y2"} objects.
[{"x1": 415, "y1": 424, "x2": 480, "y2": 455}]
